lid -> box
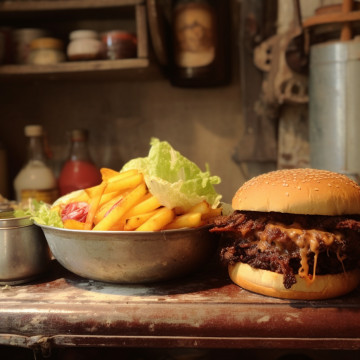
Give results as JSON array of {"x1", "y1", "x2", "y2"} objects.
[
  {"x1": 102, "y1": 30, "x2": 137, "y2": 43},
  {"x1": 69, "y1": 30, "x2": 99, "y2": 41},
  {"x1": 30, "y1": 37, "x2": 64, "y2": 50},
  {"x1": 25, "y1": 125, "x2": 43, "y2": 137}
]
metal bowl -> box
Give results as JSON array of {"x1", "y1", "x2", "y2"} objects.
[
  {"x1": 0, "y1": 213, "x2": 51, "y2": 285},
  {"x1": 37, "y1": 224, "x2": 217, "y2": 283}
]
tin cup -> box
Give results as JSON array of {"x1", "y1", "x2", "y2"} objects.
[{"x1": 0, "y1": 210, "x2": 51, "y2": 285}]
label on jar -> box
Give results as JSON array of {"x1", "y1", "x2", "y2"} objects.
[
  {"x1": 174, "y1": 2, "x2": 216, "y2": 68},
  {"x1": 20, "y1": 188, "x2": 58, "y2": 204}
]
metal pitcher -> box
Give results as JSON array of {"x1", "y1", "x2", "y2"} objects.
[{"x1": 309, "y1": 40, "x2": 360, "y2": 178}]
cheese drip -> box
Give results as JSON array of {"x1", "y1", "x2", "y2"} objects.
[{"x1": 257, "y1": 222, "x2": 344, "y2": 281}]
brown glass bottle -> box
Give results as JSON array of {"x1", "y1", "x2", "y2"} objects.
[{"x1": 170, "y1": 0, "x2": 231, "y2": 87}]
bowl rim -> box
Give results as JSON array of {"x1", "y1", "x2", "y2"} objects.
[{"x1": 35, "y1": 222, "x2": 212, "y2": 235}]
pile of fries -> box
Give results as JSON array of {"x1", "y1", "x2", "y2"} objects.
[{"x1": 54, "y1": 168, "x2": 222, "y2": 231}]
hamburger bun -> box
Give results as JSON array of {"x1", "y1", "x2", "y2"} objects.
[
  {"x1": 229, "y1": 262, "x2": 360, "y2": 300},
  {"x1": 232, "y1": 168, "x2": 360, "y2": 216}
]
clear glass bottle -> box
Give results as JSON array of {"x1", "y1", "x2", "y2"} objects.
[
  {"x1": 58, "y1": 129, "x2": 102, "y2": 196},
  {"x1": 14, "y1": 125, "x2": 58, "y2": 204},
  {"x1": 170, "y1": 0, "x2": 231, "y2": 87}
]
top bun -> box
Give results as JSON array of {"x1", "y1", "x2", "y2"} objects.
[{"x1": 232, "y1": 168, "x2": 360, "y2": 215}]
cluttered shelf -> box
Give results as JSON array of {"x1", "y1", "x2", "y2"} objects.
[
  {"x1": 1, "y1": 259, "x2": 360, "y2": 352},
  {"x1": 0, "y1": 0, "x2": 151, "y2": 79}
]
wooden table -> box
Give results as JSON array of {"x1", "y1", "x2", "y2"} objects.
[{"x1": 1, "y1": 260, "x2": 360, "y2": 357}]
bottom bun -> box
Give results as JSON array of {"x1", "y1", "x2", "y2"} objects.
[{"x1": 228, "y1": 262, "x2": 360, "y2": 300}]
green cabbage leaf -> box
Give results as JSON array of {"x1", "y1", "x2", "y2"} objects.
[
  {"x1": 15, "y1": 200, "x2": 64, "y2": 228},
  {"x1": 122, "y1": 138, "x2": 222, "y2": 210}
]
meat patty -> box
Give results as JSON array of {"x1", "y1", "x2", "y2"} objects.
[{"x1": 211, "y1": 211, "x2": 360, "y2": 289}]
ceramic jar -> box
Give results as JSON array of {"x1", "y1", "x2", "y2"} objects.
[{"x1": 67, "y1": 30, "x2": 103, "y2": 61}]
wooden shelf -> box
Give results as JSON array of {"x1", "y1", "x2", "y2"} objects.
[
  {"x1": 0, "y1": 0, "x2": 144, "y2": 13},
  {"x1": 0, "y1": 58, "x2": 148, "y2": 74},
  {"x1": 0, "y1": 0, "x2": 151, "y2": 79}
]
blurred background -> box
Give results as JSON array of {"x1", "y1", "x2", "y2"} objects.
[{"x1": 1, "y1": 0, "x2": 359, "y2": 204}]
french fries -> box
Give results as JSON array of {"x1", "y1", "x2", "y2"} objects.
[
  {"x1": 54, "y1": 168, "x2": 222, "y2": 232},
  {"x1": 165, "y1": 212, "x2": 202, "y2": 230},
  {"x1": 135, "y1": 207, "x2": 175, "y2": 231},
  {"x1": 93, "y1": 183, "x2": 147, "y2": 231},
  {"x1": 63, "y1": 219, "x2": 86, "y2": 230}
]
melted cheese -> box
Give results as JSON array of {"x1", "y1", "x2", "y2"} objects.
[{"x1": 257, "y1": 222, "x2": 344, "y2": 281}]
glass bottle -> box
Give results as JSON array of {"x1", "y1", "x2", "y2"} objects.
[
  {"x1": 170, "y1": 0, "x2": 231, "y2": 87},
  {"x1": 58, "y1": 129, "x2": 102, "y2": 196},
  {"x1": 14, "y1": 125, "x2": 58, "y2": 204}
]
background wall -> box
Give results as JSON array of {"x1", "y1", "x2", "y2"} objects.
[{"x1": 1, "y1": 74, "x2": 243, "y2": 203}]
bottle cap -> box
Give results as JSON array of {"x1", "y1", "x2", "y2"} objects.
[
  {"x1": 25, "y1": 125, "x2": 43, "y2": 137},
  {"x1": 70, "y1": 129, "x2": 88, "y2": 141}
]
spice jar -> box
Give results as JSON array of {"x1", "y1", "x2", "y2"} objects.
[
  {"x1": 13, "y1": 28, "x2": 48, "y2": 64},
  {"x1": 28, "y1": 37, "x2": 65, "y2": 65},
  {"x1": 101, "y1": 31, "x2": 137, "y2": 60},
  {"x1": 67, "y1": 30, "x2": 103, "y2": 61}
]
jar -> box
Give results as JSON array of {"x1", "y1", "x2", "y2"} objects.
[
  {"x1": 28, "y1": 37, "x2": 65, "y2": 65},
  {"x1": 67, "y1": 30, "x2": 103, "y2": 61},
  {"x1": 101, "y1": 31, "x2": 137, "y2": 60},
  {"x1": 0, "y1": 211, "x2": 51, "y2": 285},
  {"x1": 13, "y1": 28, "x2": 48, "y2": 64},
  {"x1": 170, "y1": 0, "x2": 231, "y2": 87}
]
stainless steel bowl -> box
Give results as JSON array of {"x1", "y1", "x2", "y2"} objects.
[
  {"x1": 0, "y1": 212, "x2": 51, "y2": 285},
  {"x1": 37, "y1": 224, "x2": 217, "y2": 283}
]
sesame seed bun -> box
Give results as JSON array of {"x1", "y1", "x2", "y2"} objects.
[{"x1": 232, "y1": 168, "x2": 360, "y2": 215}]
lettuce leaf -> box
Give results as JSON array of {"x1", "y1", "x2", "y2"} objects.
[
  {"x1": 122, "y1": 138, "x2": 222, "y2": 210},
  {"x1": 14, "y1": 199, "x2": 64, "y2": 228}
]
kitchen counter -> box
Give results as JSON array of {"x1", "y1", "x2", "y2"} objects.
[{"x1": 1, "y1": 260, "x2": 360, "y2": 355}]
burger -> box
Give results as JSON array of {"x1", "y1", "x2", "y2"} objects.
[{"x1": 210, "y1": 168, "x2": 360, "y2": 300}]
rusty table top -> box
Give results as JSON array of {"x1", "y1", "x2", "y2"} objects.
[{"x1": 1, "y1": 260, "x2": 360, "y2": 352}]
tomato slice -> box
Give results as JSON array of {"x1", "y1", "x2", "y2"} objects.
[{"x1": 61, "y1": 202, "x2": 89, "y2": 223}]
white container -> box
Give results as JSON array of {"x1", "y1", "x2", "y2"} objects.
[
  {"x1": 14, "y1": 125, "x2": 58, "y2": 204},
  {"x1": 67, "y1": 30, "x2": 103, "y2": 61}
]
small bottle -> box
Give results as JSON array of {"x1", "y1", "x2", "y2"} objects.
[
  {"x1": 170, "y1": 0, "x2": 231, "y2": 87},
  {"x1": 14, "y1": 125, "x2": 58, "y2": 204},
  {"x1": 58, "y1": 129, "x2": 102, "y2": 196}
]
